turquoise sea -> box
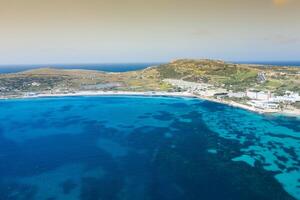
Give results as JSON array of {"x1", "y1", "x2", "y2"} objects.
[{"x1": 0, "y1": 96, "x2": 299, "y2": 200}]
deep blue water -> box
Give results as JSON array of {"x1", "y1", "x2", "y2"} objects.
[
  {"x1": 0, "y1": 63, "x2": 162, "y2": 74},
  {"x1": 0, "y1": 96, "x2": 299, "y2": 200}
]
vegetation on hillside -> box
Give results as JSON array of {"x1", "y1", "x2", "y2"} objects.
[
  {"x1": 155, "y1": 59, "x2": 300, "y2": 93},
  {"x1": 0, "y1": 59, "x2": 299, "y2": 96}
]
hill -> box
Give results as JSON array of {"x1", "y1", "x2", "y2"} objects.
[
  {"x1": 155, "y1": 59, "x2": 300, "y2": 94},
  {"x1": 0, "y1": 59, "x2": 299, "y2": 96}
]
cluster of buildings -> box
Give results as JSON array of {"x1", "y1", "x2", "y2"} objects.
[
  {"x1": 245, "y1": 90, "x2": 300, "y2": 109},
  {"x1": 164, "y1": 79, "x2": 227, "y2": 97},
  {"x1": 164, "y1": 79, "x2": 300, "y2": 110}
]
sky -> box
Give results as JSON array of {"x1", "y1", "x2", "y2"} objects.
[{"x1": 0, "y1": 0, "x2": 299, "y2": 65}]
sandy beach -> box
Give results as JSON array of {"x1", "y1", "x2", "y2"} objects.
[{"x1": 1, "y1": 90, "x2": 299, "y2": 117}]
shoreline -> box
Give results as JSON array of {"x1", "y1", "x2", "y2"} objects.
[{"x1": 1, "y1": 90, "x2": 299, "y2": 117}]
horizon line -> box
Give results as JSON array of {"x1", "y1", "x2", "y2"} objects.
[{"x1": 1, "y1": 60, "x2": 300, "y2": 68}]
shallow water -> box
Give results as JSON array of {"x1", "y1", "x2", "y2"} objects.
[{"x1": 0, "y1": 96, "x2": 299, "y2": 200}]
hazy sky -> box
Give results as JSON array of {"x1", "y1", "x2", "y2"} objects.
[{"x1": 0, "y1": 0, "x2": 299, "y2": 65}]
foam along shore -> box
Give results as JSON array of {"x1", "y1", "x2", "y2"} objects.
[
  {"x1": 1, "y1": 90, "x2": 300, "y2": 116},
  {"x1": 25, "y1": 91, "x2": 196, "y2": 98},
  {"x1": 0, "y1": 91, "x2": 195, "y2": 100}
]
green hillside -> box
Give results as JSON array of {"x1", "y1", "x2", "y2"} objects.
[{"x1": 0, "y1": 59, "x2": 299, "y2": 96}]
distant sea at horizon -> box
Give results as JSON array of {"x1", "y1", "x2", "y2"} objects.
[
  {"x1": 0, "y1": 63, "x2": 163, "y2": 74},
  {"x1": 0, "y1": 61, "x2": 299, "y2": 74}
]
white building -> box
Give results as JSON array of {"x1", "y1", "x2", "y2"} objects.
[
  {"x1": 249, "y1": 100, "x2": 279, "y2": 109},
  {"x1": 271, "y1": 91, "x2": 300, "y2": 103},
  {"x1": 228, "y1": 92, "x2": 246, "y2": 98},
  {"x1": 246, "y1": 90, "x2": 271, "y2": 101},
  {"x1": 31, "y1": 82, "x2": 41, "y2": 86}
]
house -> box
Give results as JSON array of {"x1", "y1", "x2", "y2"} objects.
[
  {"x1": 31, "y1": 82, "x2": 41, "y2": 86},
  {"x1": 214, "y1": 92, "x2": 228, "y2": 99},
  {"x1": 257, "y1": 72, "x2": 267, "y2": 83}
]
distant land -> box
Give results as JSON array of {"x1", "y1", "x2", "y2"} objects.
[
  {"x1": 0, "y1": 61, "x2": 300, "y2": 74},
  {"x1": 235, "y1": 61, "x2": 300, "y2": 67},
  {"x1": 0, "y1": 63, "x2": 163, "y2": 74},
  {"x1": 0, "y1": 59, "x2": 300, "y2": 115}
]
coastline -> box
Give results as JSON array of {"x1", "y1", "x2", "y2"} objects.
[{"x1": 0, "y1": 90, "x2": 299, "y2": 117}]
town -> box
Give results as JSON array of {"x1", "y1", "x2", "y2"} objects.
[{"x1": 164, "y1": 78, "x2": 300, "y2": 113}]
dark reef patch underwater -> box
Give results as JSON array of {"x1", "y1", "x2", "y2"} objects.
[{"x1": 0, "y1": 96, "x2": 299, "y2": 200}]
